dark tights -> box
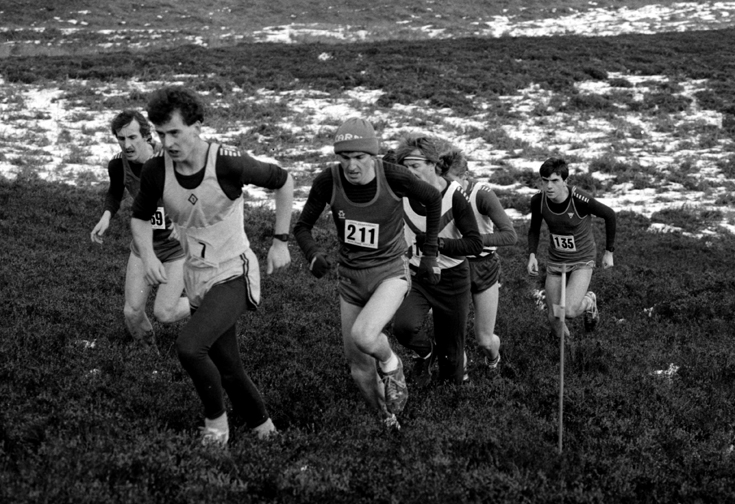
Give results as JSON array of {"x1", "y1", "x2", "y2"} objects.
[{"x1": 176, "y1": 276, "x2": 268, "y2": 428}]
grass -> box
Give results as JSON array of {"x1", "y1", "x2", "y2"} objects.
[{"x1": 1, "y1": 0, "x2": 735, "y2": 502}]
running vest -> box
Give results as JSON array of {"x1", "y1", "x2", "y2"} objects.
[
  {"x1": 467, "y1": 181, "x2": 495, "y2": 259},
  {"x1": 162, "y1": 143, "x2": 249, "y2": 270},
  {"x1": 329, "y1": 159, "x2": 405, "y2": 269},
  {"x1": 404, "y1": 180, "x2": 464, "y2": 270},
  {"x1": 121, "y1": 143, "x2": 172, "y2": 236},
  {"x1": 541, "y1": 186, "x2": 596, "y2": 263}
]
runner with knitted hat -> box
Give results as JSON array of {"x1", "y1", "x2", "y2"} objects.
[{"x1": 294, "y1": 117, "x2": 443, "y2": 431}]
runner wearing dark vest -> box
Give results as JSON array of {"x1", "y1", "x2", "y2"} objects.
[
  {"x1": 90, "y1": 110, "x2": 189, "y2": 350},
  {"x1": 527, "y1": 157, "x2": 616, "y2": 340},
  {"x1": 294, "y1": 118, "x2": 442, "y2": 431}
]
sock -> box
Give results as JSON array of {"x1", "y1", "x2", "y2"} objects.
[
  {"x1": 379, "y1": 351, "x2": 399, "y2": 374},
  {"x1": 252, "y1": 417, "x2": 277, "y2": 439},
  {"x1": 205, "y1": 412, "x2": 228, "y2": 434}
]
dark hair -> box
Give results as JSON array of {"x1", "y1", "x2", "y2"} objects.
[
  {"x1": 394, "y1": 134, "x2": 442, "y2": 167},
  {"x1": 539, "y1": 157, "x2": 569, "y2": 180},
  {"x1": 146, "y1": 86, "x2": 205, "y2": 126},
  {"x1": 110, "y1": 110, "x2": 152, "y2": 141},
  {"x1": 439, "y1": 146, "x2": 469, "y2": 178}
]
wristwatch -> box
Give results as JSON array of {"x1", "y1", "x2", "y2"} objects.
[{"x1": 273, "y1": 233, "x2": 289, "y2": 242}]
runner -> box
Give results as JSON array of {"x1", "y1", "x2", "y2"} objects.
[
  {"x1": 131, "y1": 87, "x2": 294, "y2": 445},
  {"x1": 90, "y1": 110, "x2": 189, "y2": 350},
  {"x1": 527, "y1": 157, "x2": 616, "y2": 339},
  {"x1": 392, "y1": 134, "x2": 483, "y2": 386},
  {"x1": 293, "y1": 118, "x2": 442, "y2": 431},
  {"x1": 442, "y1": 146, "x2": 517, "y2": 378}
]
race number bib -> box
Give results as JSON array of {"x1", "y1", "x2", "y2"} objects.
[
  {"x1": 344, "y1": 219, "x2": 379, "y2": 249},
  {"x1": 150, "y1": 206, "x2": 166, "y2": 230},
  {"x1": 551, "y1": 233, "x2": 577, "y2": 251}
]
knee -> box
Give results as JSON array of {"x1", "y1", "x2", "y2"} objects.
[
  {"x1": 153, "y1": 304, "x2": 177, "y2": 324},
  {"x1": 350, "y1": 322, "x2": 379, "y2": 353},
  {"x1": 123, "y1": 303, "x2": 144, "y2": 321},
  {"x1": 175, "y1": 335, "x2": 202, "y2": 366},
  {"x1": 390, "y1": 317, "x2": 414, "y2": 346}
]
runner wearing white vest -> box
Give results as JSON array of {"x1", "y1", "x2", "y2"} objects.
[
  {"x1": 131, "y1": 87, "x2": 294, "y2": 446},
  {"x1": 442, "y1": 147, "x2": 517, "y2": 380},
  {"x1": 392, "y1": 135, "x2": 483, "y2": 386}
]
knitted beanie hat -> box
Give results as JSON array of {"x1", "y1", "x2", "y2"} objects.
[{"x1": 333, "y1": 118, "x2": 379, "y2": 155}]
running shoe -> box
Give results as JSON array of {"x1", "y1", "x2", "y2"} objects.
[
  {"x1": 199, "y1": 426, "x2": 229, "y2": 446},
  {"x1": 379, "y1": 357, "x2": 408, "y2": 414},
  {"x1": 383, "y1": 413, "x2": 401, "y2": 432},
  {"x1": 486, "y1": 352, "x2": 501, "y2": 369},
  {"x1": 412, "y1": 344, "x2": 435, "y2": 387},
  {"x1": 463, "y1": 351, "x2": 469, "y2": 382},
  {"x1": 533, "y1": 289, "x2": 547, "y2": 312},
  {"x1": 583, "y1": 291, "x2": 599, "y2": 332}
]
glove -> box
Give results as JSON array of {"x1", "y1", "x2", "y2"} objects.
[
  {"x1": 418, "y1": 255, "x2": 441, "y2": 285},
  {"x1": 309, "y1": 253, "x2": 333, "y2": 279},
  {"x1": 415, "y1": 233, "x2": 426, "y2": 252}
]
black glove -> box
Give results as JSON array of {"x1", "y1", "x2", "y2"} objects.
[
  {"x1": 309, "y1": 253, "x2": 334, "y2": 279},
  {"x1": 415, "y1": 233, "x2": 426, "y2": 252},
  {"x1": 418, "y1": 255, "x2": 441, "y2": 285}
]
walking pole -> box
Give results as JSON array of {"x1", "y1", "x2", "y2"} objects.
[{"x1": 552, "y1": 264, "x2": 567, "y2": 454}]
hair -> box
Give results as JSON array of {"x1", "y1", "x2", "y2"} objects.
[
  {"x1": 146, "y1": 86, "x2": 205, "y2": 126},
  {"x1": 439, "y1": 146, "x2": 469, "y2": 178},
  {"x1": 394, "y1": 133, "x2": 442, "y2": 169},
  {"x1": 110, "y1": 110, "x2": 152, "y2": 141},
  {"x1": 539, "y1": 157, "x2": 569, "y2": 180}
]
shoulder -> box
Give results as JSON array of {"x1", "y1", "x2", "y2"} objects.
[
  {"x1": 571, "y1": 186, "x2": 594, "y2": 204},
  {"x1": 217, "y1": 144, "x2": 243, "y2": 159},
  {"x1": 107, "y1": 152, "x2": 124, "y2": 169},
  {"x1": 449, "y1": 182, "x2": 472, "y2": 206}
]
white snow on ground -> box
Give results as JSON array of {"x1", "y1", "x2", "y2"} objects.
[{"x1": 0, "y1": 2, "x2": 734, "y2": 236}]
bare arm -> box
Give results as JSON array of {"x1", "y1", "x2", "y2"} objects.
[{"x1": 267, "y1": 172, "x2": 294, "y2": 274}]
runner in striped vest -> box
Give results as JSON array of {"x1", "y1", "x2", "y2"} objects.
[{"x1": 392, "y1": 134, "x2": 483, "y2": 386}]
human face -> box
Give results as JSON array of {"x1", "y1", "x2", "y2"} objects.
[
  {"x1": 541, "y1": 172, "x2": 568, "y2": 202},
  {"x1": 154, "y1": 110, "x2": 201, "y2": 165},
  {"x1": 444, "y1": 160, "x2": 469, "y2": 191},
  {"x1": 402, "y1": 150, "x2": 438, "y2": 185},
  {"x1": 115, "y1": 119, "x2": 151, "y2": 164},
  {"x1": 337, "y1": 152, "x2": 375, "y2": 185}
]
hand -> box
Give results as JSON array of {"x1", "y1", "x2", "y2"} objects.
[
  {"x1": 418, "y1": 256, "x2": 441, "y2": 285},
  {"x1": 267, "y1": 240, "x2": 291, "y2": 275},
  {"x1": 415, "y1": 233, "x2": 426, "y2": 252},
  {"x1": 143, "y1": 257, "x2": 168, "y2": 286},
  {"x1": 90, "y1": 215, "x2": 110, "y2": 244},
  {"x1": 602, "y1": 250, "x2": 614, "y2": 270},
  {"x1": 527, "y1": 255, "x2": 538, "y2": 276},
  {"x1": 309, "y1": 253, "x2": 333, "y2": 279}
]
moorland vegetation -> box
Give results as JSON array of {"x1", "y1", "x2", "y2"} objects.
[{"x1": 1, "y1": 1, "x2": 735, "y2": 502}]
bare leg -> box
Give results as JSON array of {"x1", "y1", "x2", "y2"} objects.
[
  {"x1": 152, "y1": 257, "x2": 190, "y2": 323},
  {"x1": 124, "y1": 252, "x2": 153, "y2": 340},
  {"x1": 340, "y1": 277, "x2": 408, "y2": 417},
  {"x1": 473, "y1": 283, "x2": 500, "y2": 360}
]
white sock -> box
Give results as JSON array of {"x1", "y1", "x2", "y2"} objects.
[
  {"x1": 379, "y1": 351, "x2": 399, "y2": 373},
  {"x1": 205, "y1": 412, "x2": 228, "y2": 433},
  {"x1": 252, "y1": 417, "x2": 277, "y2": 439}
]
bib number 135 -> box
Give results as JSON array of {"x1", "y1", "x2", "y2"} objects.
[
  {"x1": 551, "y1": 233, "x2": 577, "y2": 251},
  {"x1": 345, "y1": 219, "x2": 379, "y2": 249}
]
